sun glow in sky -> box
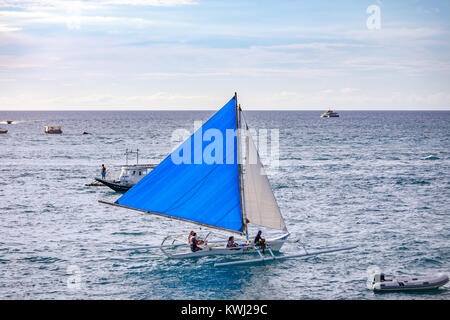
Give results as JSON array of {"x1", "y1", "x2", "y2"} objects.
[{"x1": 0, "y1": 0, "x2": 449, "y2": 110}]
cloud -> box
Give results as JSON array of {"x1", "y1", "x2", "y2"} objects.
[
  {"x1": 253, "y1": 89, "x2": 450, "y2": 110},
  {"x1": 2, "y1": 88, "x2": 449, "y2": 110},
  {"x1": 0, "y1": 91, "x2": 212, "y2": 109},
  {"x1": 0, "y1": 55, "x2": 45, "y2": 69},
  {"x1": 0, "y1": 9, "x2": 164, "y2": 31},
  {"x1": 0, "y1": 1, "x2": 449, "y2": 110},
  {"x1": 0, "y1": 23, "x2": 21, "y2": 32},
  {"x1": 102, "y1": 0, "x2": 198, "y2": 6},
  {"x1": 0, "y1": 0, "x2": 198, "y2": 10},
  {"x1": 339, "y1": 88, "x2": 360, "y2": 94},
  {"x1": 140, "y1": 71, "x2": 233, "y2": 79},
  {"x1": 0, "y1": 1, "x2": 198, "y2": 33}
]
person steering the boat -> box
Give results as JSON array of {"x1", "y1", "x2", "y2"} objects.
[{"x1": 254, "y1": 230, "x2": 266, "y2": 253}]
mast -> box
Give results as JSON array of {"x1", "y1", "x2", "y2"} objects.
[{"x1": 235, "y1": 92, "x2": 249, "y2": 240}]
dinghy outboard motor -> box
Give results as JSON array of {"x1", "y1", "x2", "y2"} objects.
[{"x1": 372, "y1": 273, "x2": 385, "y2": 285}]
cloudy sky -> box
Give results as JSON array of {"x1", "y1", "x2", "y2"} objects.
[{"x1": 0, "y1": 0, "x2": 449, "y2": 110}]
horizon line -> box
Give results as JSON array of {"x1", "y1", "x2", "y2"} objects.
[{"x1": 1, "y1": 108, "x2": 450, "y2": 112}]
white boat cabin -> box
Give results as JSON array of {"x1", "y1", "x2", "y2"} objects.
[{"x1": 118, "y1": 164, "x2": 156, "y2": 187}]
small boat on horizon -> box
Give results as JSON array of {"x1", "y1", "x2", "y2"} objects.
[
  {"x1": 320, "y1": 109, "x2": 339, "y2": 117},
  {"x1": 45, "y1": 125, "x2": 62, "y2": 134},
  {"x1": 6, "y1": 120, "x2": 13, "y2": 124}
]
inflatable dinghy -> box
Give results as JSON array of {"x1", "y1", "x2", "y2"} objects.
[{"x1": 371, "y1": 273, "x2": 449, "y2": 292}]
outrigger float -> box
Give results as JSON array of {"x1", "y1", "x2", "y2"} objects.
[{"x1": 100, "y1": 93, "x2": 356, "y2": 266}]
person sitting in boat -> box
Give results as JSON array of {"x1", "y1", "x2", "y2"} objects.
[
  {"x1": 190, "y1": 232, "x2": 202, "y2": 252},
  {"x1": 101, "y1": 164, "x2": 106, "y2": 179},
  {"x1": 188, "y1": 230, "x2": 194, "y2": 244},
  {"x1": 226, "y1": 236, "x2": 239, "y2": 248},
  {"x1": 189, "y1": 231, "x2": 206, "y2": 245},
  {"x1": 254, "y1": 230, "x2": 266, "y2": 253},
  {"x1": 194, "y1": 233, "x2": 206, "y2": 245}
]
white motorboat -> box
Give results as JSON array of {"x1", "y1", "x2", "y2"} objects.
[
  {"x1": 371, "y1": 273, "x2": 449, "y2": 292},
  {"x1": 45, "y1": 125, "x2": 62, "y2": 134},
  {"x1": 95, "y1": 163, "x2": 156, "y2": 192}
]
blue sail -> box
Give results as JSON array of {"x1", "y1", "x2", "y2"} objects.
[{"x1": 115, "y1": 96, "x2": 244, "y2": 233}]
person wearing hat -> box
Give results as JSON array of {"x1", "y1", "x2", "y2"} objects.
[{"x1": 254, "y1": 230, "x2": 266, "y2": 253}]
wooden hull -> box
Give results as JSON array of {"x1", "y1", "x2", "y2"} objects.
[
  {"x1": 95, "y1": 178, "x2": 132, "y2": 192},
  {"x1": 0, "y1": 130, "x2": 7, "y2": 134}
]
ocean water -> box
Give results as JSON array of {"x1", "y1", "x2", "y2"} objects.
[{"x1": 0, "y1": 110, "x2": 449, "y2": 300}]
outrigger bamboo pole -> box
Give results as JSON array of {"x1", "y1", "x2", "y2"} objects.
[{"x1": 214, "y1": 245, "x2": 358, "y2": 267}]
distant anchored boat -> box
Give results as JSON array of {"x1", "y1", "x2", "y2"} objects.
[
  {"x1": 95, "y1": 163, "x2": 157, "y2": 192},
  {"x1": 45, "y1": 125, "x2": 62, "y2": 134},
  {"x1": 0, "y1": 129, "x2": 7, "y2": 134},
  {"x1": 94, "y1": 149, "x2": 157, "y2": 192},
  {"x1": 6, "y1": 120, "x2": 13, "y2": 124},
  {"x1": 320, "y1": 109, "x2": 339, "y2": 118}
]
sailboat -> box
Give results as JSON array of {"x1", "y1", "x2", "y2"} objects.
[{"x1": 100, "y1": 93, "x2": 355, "y2": 267}]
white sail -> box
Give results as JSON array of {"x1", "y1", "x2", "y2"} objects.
[{"x1": 242, "y1": 120, "x2": 287, "y2": 231}]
